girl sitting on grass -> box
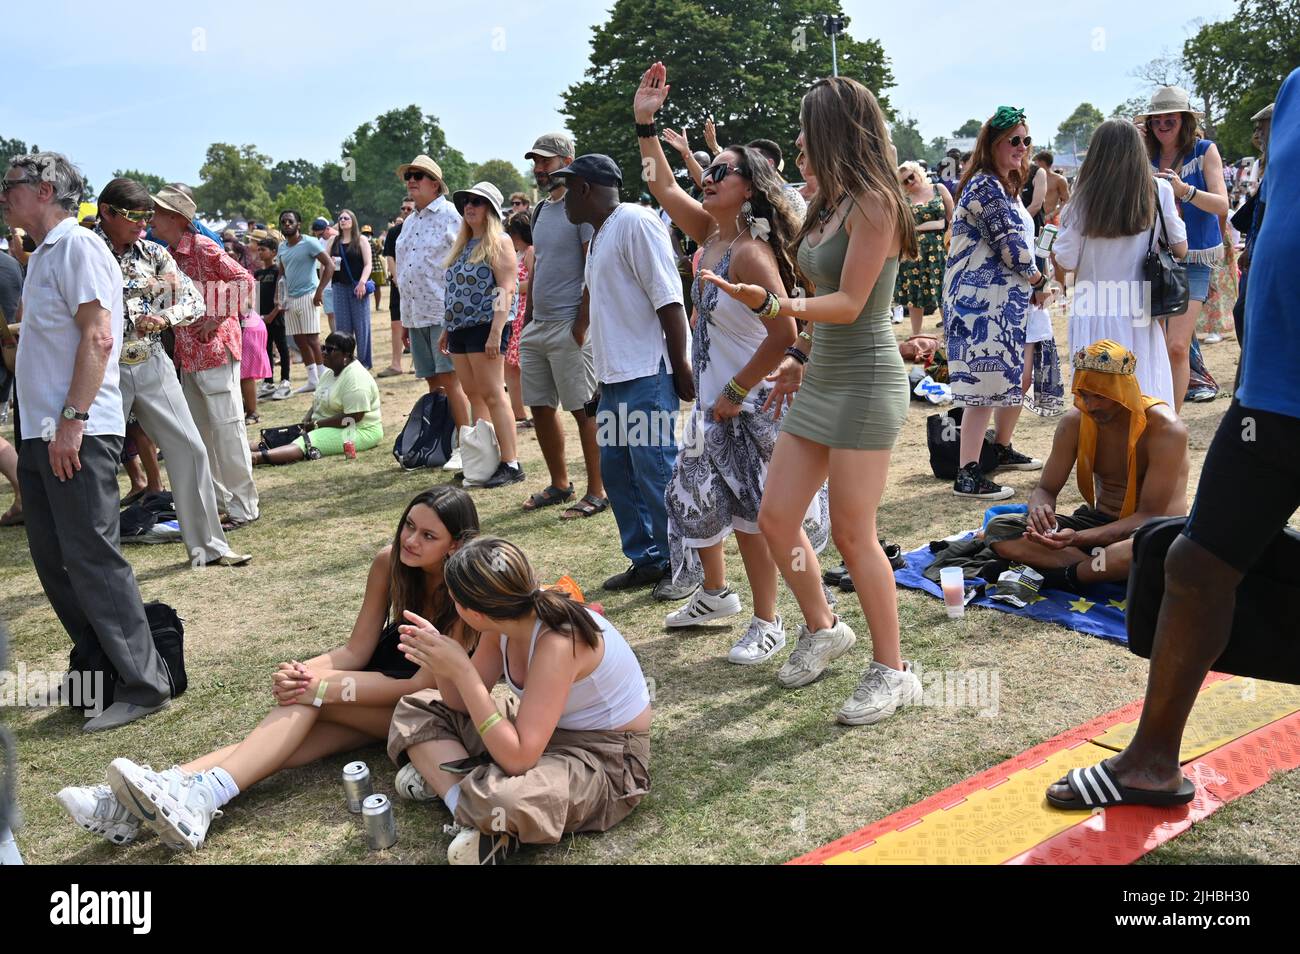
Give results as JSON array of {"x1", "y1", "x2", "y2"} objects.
[
  {"x1": 389, "y1": 537, "x2": 651, "y2": 865},
  {"x1": 56, "y1": 487, "x2": 480, "y2": 852}
]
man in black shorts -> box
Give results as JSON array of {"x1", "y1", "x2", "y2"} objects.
[
  {"x1": 377, "y1": 198, "x2": 414, "y2": 378},
  {"x1": 1047, "y1": 66, "x2": 1300, "y2": 811}
]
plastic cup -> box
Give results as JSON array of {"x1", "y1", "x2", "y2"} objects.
[{"x1": 940, "y1": 567, "x2": 966, "y2": 619}]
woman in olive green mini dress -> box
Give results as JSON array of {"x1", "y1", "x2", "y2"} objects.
[
  {"x1": 700, "y1": 76, "x2": 923, "y2": 727},
  {"x1": 893, "y1": 160, "x2": 952, "y2": 335}
]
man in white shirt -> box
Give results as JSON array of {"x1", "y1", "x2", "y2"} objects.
[
  {"x1": 552, "y1": 155, "x2": 695, "y2": 601},
  {"x1": 394, "y1": 154, "x2": 471, "y2": 469},
  {"x1": 0, "y1": 152, "x2": 171, "y2": 731}
]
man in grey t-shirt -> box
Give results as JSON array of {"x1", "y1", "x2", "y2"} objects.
[{"x1": 518, "y1": 133, "x2": 606, "y2": 519}]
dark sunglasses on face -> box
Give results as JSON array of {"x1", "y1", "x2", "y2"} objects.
[
  {"x1": 902, "y1": 174, "x2": 916, "y2": 186},
  {"x1": 464, "y1": 196, "x2": 489, "y2": 208},
  {"x1": 404, "y1": 170, "x2": 427, "y2": 182},
  {"x1": 1007, "y1": 135, "x2": 1032, "y2": 148},
  {"x1": 322, "y1": 345, "x2": 342, "y2": 354},
  {"x1": 703, "y1": 163, "x2": 742, "y2": 185},
  {"x1": 1151, "y1": 116, "x2": 1179, "y2": 129},
  {"x1": 511, "y1": 200, "x2": 527, "y2": 206},
  {"x1": 106, "y1": 204, "x2": 154, "y2": 223}
]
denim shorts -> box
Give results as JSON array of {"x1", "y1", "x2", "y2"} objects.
[{"x1": 1186, "y1": 262, "x2": 1214, "y2": 303}]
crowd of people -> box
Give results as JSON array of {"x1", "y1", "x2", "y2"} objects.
[{"x1": 0, "y1": 58, "x2": 1294, "y2": 862}]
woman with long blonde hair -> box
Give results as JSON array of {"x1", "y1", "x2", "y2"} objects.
[
  {"x1": 440, "y1": 181, "x2": 522, "y2": 488},
  {"x1": 701, "y1": 76, "x2": 922, "y2": 726}
]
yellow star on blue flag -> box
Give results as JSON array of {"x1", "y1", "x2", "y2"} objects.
[
  {"x1": 1107, "y1": 599, "x2": 1127, "y2": 611},
  {"x1": 1068, "y1": 597, "x2": 1096, "y2": 614}
]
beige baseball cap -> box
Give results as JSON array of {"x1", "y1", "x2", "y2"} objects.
[{"x1": 525, "y1": 133, "x2": 575, "y2": 161}]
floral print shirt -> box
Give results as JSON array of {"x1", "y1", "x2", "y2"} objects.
[
  {"x1": 394, "y1": 195, "x2": 462, "y2": 328},
  {"x1": 95, "y1": 225, "x2": 204, "y2": 362}
]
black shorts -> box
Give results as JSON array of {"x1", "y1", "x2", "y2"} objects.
[
  {"x1": 1183, "y1": 399, "x2": 1300, "y2": 573},
  {"x1": 446, "y1": 322, "x2": 503, "y2": 355}
]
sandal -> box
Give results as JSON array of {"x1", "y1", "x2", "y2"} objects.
[
  {"x1": 1046, "y1": 760, "x2": 1196, "y2": 811},
  {"x1": 523, "y1": 484, "x2": 574, "y2": 511},
  {"x1": 245, "y1": 412, "x2": 260, "y2": 425},
  {"x1": 560, "y1": 494, "x2": 610, "y2": 520},
  {"x1": 0, "y1": 504, "x2": 23, "y2": 527},
  {"x1": 120, "y1": 487, "x2": 148, "y2": 507},
  {"x1": 515, "y1": 418, "x2": 534, "y2": 430}
]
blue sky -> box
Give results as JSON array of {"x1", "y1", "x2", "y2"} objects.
[{"x1": 3, "y1": 0, "x2": 1238, "y2": 192}]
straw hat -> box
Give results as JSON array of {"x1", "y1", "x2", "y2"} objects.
[
  {"x1": 1251, "y1": 102, "x2": 1275, "y2": 123},
  {"x1": 395, "y1": 154, "x2": 445, "y2": 183},
  {"x1": 152, "y1": 185, "x2": 196, "y2": 222},
  {"x1": 1134, "y1": 86, "x2": 1203, "y2": 123},
  {"x1": 452, "y1": 181, "x2": 505, "y2": 218}
]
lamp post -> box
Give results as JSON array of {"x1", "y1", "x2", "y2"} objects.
[{"x1": 823, "y1": 14, "x2": 849, "y2": 77}]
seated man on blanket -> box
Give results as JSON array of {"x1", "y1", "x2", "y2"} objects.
[{"x1": 983, "y1": 340, "x2": 1187, "y2": 590}]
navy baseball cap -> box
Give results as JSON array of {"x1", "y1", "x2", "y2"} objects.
[{"x1": 549, "y1": 154, "x2": 623, "y2": 188}]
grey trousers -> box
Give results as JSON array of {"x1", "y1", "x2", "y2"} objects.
[
  {"x1": 120, "y1": 350, "x2": 231, "y2": 563},
  {"x1": 18, "y1": 435, "x2": 171, "y2": 707},
  {"x1": 180, "y1": 359, "x2": 259, "y2": 523}
]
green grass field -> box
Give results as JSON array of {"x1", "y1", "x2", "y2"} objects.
[{"x1": 3, "y1": 301, "x2": 1295, "y2": 865}]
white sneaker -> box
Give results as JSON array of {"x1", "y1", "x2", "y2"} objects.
[
  {"x1": 776, "y1": 615, "x2": 857, "y2": 688},
  {"x1": 395, "y1": 763, "x2": 438, "y2": 803},
  {"x1": 270, "y1": 380, "x2": 292, "y2": 401},
  {"x1": 836, "y1": 660, "x2": 923, "y2": 725},
  {"x1": 1202, "y1": 332, "x2": 1223, "y2": 344},
  {"x1": 55, "y1": 783, "x2": 144, "y2": 846},
  {"x1": 292, "y1": 380, "x2": 316, "y2": 395},
  {"x1": 107, "y1": 758, "x2": 220, "y2": 852},
  {"x1": 442, "y1": 446, "x2": 463, "y2": 472},
  {"x1": 664, "y1": 586, "x2": 742, "y2": 628},
  {"x1": 727, "y1": 615, "x2": 786, "y2": 665},
  {"x1": 256, "y1": 381, "x2": 275, "y2": 398},
  {"x1": 444, "y1": 823, "x2": 518, "y2": 865}
]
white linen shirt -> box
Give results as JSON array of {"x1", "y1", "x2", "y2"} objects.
[
  {"x1": 394, "y1": 194, "x2": 462, "y2": 328},
  {"x1": 16, "y1": 216, "x2": 125, "y2": 440},
  {"x1": 583, "y1": 203, "x2": 683, "y2": 384}
]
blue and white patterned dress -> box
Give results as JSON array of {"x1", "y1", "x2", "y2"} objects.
[{"x1": 943, "y1": 172, "x2": 1040, "y2": 408}]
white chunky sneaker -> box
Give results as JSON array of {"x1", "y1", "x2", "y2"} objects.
[
  {"x1": 55, "y1": 783, "x2": 144, "y2": 846},
  {"x1": 107, "y1": 759, "x2": 220, "y2": 852},
  {"x1": 664, "y1": 586, "x2": 742, "y2": 628},
  {"x1": 727, "y1": 615, "x2": 786, "y2": 665},
  {"x1": 444, "y1": 823, "x2": 518, "y2": 865},
  {"x1": 270, "y1": 380, "x2": 292, "y2": 401},
  {"x1": 776, "y1": 616, "x2": 857, "y2": 688},
  {"x1": 442, "y1": 446, "x2": 463, "y2": 472},
  {"x1": 256, "y1": 381, "x2": 275, "y2": 399},
  {"x1": 395, "y1": 763, "x2": 438, "y2": 803},
  {"x1": 836, "y1": 660, "x2": 923, "y2": 726}
]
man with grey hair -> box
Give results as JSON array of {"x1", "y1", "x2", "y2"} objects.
[{"x1": 0, "y1": 152, "x2": 172, "y2": 731}]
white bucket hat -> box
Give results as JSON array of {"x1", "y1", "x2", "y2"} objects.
[
  {"x1": 1134, "y1": 86, "x2": 1203, "y2": 123},
  {"x1": 452, "y1": 181, "x2": 505, "y2": 218}
]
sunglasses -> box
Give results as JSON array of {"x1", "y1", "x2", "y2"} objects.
[
  {"x1": 511, "y1": 200, "x2": 528, "y2": 206},
  {"x1": 107, "y1": 204, "x2": 154, "y2": 224},
  {"x1": 0, "y1": 176, "x2": 36, "y2": 194},
  {"x1": 1006, "y1": 135, "x2": 1032, "y2": 148},
  {"x1": 464, "y1": 196, "x2": 490, "y2": 208},
  {"x1": 702, "y1": 163, "x2": 742, "y2": 185},
  {"x1": 322, "y1": 345, "x2": 342, "y2": 354},
  {"x1": 1150, "y1": 115, "x2": 1180, "y2": 129},
  {"x1": 901, "y1": 174, "x2": 916, "y2": 186},
  {"x1": 404, "y1": 170, "x2": 428, "y2": 182}
]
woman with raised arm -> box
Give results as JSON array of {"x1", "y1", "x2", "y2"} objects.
[
  {"x1": 633, "y1": 62, "x2": 827, "y2": 665},
  {"x1": 56, "y1": 488, "x2": 481, "y2": 852},
  {"x1": 699, "y1": 75, "x2": 922, "y2": 725}
]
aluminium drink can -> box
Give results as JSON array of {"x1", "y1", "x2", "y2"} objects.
[
  {"x1": 361, "y1": 793, "x2": 397, "y2": 850},
  {"x1": 342, "y1": 761, "x2": 372, "y2": 813},
  {"x1": 1035, "y1": 223, "x2": 1059, "y2": 256},
  {"x1": 343, "y1": 439, "x2": 356, "y2": 460}
]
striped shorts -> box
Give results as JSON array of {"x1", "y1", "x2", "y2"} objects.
[{"x1": 283, "y1": 293, "x2": 320, "y2": 336}]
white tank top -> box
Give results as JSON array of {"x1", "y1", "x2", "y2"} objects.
[{"x1": 499, "y1": 610, "x2": 650, "y2": 731}]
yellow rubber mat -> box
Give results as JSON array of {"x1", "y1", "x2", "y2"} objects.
[
  {"x1": 1091, "y1": 677, "x2": 1300, "y2": 763},
  {"x1": 823, "y1": 743, "x2": 1113, "y2": 865}
]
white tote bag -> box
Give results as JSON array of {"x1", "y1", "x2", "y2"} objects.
[{"x1": 459, "y1": 421, "x2": 500, "y2": 484}]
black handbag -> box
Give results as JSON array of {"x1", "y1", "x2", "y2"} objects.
[
  {"x1": 1127, "y1": 517, "x2": 1300, "y2": 683},
  {"x1": 260, "y1": 423, "x2": 306, "y2": 449},
  {"x1": 1143, "y1": 182, "x2": 1189, "y2": 318}
]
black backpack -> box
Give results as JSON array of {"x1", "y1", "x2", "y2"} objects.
[
  {"x1": 1127, "y1": 517, "x2": 1300, "y2": 683},
  {"x1": 392, "y1": 391, "x2": 455, "y2": 470},
  {"x1": 67, "y1": 601, "x2": 188, "y2": 707},
  {"x1": 926, "y1": 407, "x2": 1000, "y2": 479}
]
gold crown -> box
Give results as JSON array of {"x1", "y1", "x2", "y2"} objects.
[{"x1": 1073, "y1": 344, "x2": 1136, "y2": 375}]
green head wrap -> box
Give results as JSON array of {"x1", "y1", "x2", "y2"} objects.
[{"x1": 990, "y1": 106, "x2": 1026, "y2": 130}]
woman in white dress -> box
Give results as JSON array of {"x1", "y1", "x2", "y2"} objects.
[{"x1": 1052, "y1": 120, "x2": 1188, "y2": 405}]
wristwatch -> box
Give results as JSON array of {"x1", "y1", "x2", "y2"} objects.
[{"x1": 61, "y1": 405, "x2": 89, "y2": 422}]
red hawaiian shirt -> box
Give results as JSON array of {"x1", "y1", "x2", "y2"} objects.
[{"x1": 170, "y1": 230, "x2": 252, "y2": 373}]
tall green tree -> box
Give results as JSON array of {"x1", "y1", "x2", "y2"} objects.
[
  {"x1": 111, "y1": 168, "x2": 167, "y2": 194},
  {"x1": 1184, "y1": 0, "x2": 1300, "y2": 158},
  {"x1": 952, "y1": 118, "x2": 983, "y2": 138},
  {"x1": 255, "y1": 183, "x2": 329, "y2": 230},
  {"x1": 1056, "y1": 103, "x2": 1106, "y2": 157},
  {"x1": 891, "y1": 116, "x2": 927, "y2": 163},
  {"x1": 339, "y1": 105, "x2": 471, "y2": 227},
  {"x1": 470, "y1": 159, "x2": 530, "y2": 198},
  {"x1": 1110, "y1": 96, "x2": 1149, "y2": 121},
  {"x1": 268, "y1": 159, "x2": 322, "y2": 199},
  {"x1": 318, "y1": 161, "x2": 353, "y2": 218},
  {"x1": 562, "y1": 0, "x2": 895, "y2": 199},
  {"x1": 194, "y1": 143, "x2": 271, "y2": 220}
]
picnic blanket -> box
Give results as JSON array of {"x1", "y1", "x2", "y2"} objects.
[{"x1": 895, "y1": 533, "x2": 1129, "y2": 643}]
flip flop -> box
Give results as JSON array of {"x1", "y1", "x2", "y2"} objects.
[
  {"x1": 0, "y1": 505, "x2": 23, "y2": 527},
  {"x1": 561, "y1": 494, "x2": 610, "y2": 520},
  {"x1": 522, "y1": 484, "x2": 574, "y2": 511},
  {"x1": 1046, "y1": 760, "x2": 1196, "y2": 810},
  {"x1": 376, "y1": 367, "x2": 404, "y2": 378},
  {"x1": 120, "y1": 487, "x2": 148, "y2": 508}
]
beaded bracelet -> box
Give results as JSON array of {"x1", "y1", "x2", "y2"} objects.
[
  {"x1": 784, "y1": 346, "x2": 808, "y2": 365},
  {"x1": 722, "y1": 378, "x2": 748, "y2": 405}
]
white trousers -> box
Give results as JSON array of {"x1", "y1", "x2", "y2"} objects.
[{"x1": 180, "y1": 359, "x2": 260, "y2": 523}]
